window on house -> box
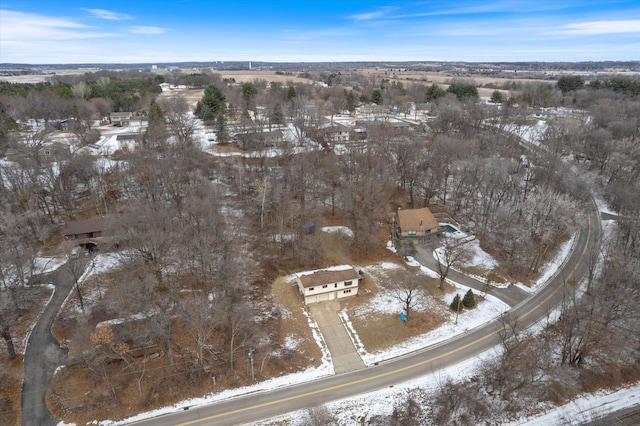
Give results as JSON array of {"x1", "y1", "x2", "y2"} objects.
[
  {"x1": 408, "y1": 231, "x2": 416, "y2": 236},
  {"x1": 308, "y1": 287, "x2": 314, "y2": 292},
  {"x1": 334, "y1": 283, "x2": 337, "y2": 288},
  {"x1": 343, "y1": 289, "x2": 352, "y2": 294},
  {"x1": 344, "y1": 281, "x2": 352, "y2": 286},
  {"x1": 322, "y1": 284, "x2": 328, "y2": 289}
]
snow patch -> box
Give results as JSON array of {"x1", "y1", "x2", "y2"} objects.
[
  {"x1": 516, "y1": 233, "x2": 577, "y2": 293},
  {"x1": 320, "y1": 226, "x2": 354, "y2": 238}
]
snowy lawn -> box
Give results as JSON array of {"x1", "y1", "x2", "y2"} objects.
[
  {"x1": 340, "y1": 274, "x2": 510, "y2": 366},
  {"x1": 75, "y1": 214, "x2": 605, "y2": 425}
]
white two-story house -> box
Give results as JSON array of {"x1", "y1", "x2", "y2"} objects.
[{"x1": 296, "y1": 265, "x2": 361, "y2": 305}]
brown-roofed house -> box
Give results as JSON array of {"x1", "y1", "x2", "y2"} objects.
[
  {"x1": 296, "y1": 266, "x2": 361, "y2": 305},
  {"x1": 63, "y1": 217, "x2": 114, "y2": 239},
  {"x1": 395, "y1": 207, "x2": 439, "y2": 238},
  {"x1": 62, "y1": 217, "x2": 117, "y2": 252}
]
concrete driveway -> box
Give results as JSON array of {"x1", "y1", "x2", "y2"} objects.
[{"x1": 308, "y1": 301, "x2": 365, "y2": 374}]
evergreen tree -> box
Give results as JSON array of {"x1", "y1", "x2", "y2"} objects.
[
  {"x1": 145, "y1": 100, "x2": 167, "y2": 147},
  {"x1": 371, "y1": 88, "x2": 383, "y2": 105},
  {"x1": 446, "y1": 82, "x2": 479, "y2": 100},
  {"x1": 287, "y1": 85, "x2": 297, "y2": 101},
  {"x1": 270, "y1": 102, "x2": 284, "y2": 127},
  {"x1": 148, "y1": 100, "x2": 164, "y2": 126},
  {"x1": 215, "y1": 113, "x2": 229, "y2": 144},
  {"x1": 462, "y1": 289, "x2": 476, "y2": 308},
  {"x1": 241, "y1": 82, "x2": 258, "y2": 109},
  {"x1": 450, "y1": 294, "x2": 463, "y2": 312},
  {"x1": 344, "y1": 90, "x2": 357, "y2": 113},
  {"x1": 490, "y1": 90, "x2": 504, "y2": 104},
  {"x1": 195, "y1": 84, "x2": 226, "y2": 120},
  {"x1": 425, "y1": 83, "x2": 446, "y2": 102},
  {"x1": 556, "y1": 75, "x2": 584, "y2": 93}
]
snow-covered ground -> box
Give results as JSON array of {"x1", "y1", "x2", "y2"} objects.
[
  {"x1": 59, "y1": 185, "x2": 630, "y2": 425},
  {"x1": 509, "y1": 382, "x2": 640, "y2": 425},
  {"x1": 320, "y1": 226, "x2": 354, "y2": 238},
  {"x1": 432, "y1": 223, "x2": 578, "y2": 294},
  {"x1": 33, "y1": 255, "x2": 67, "y2": 275},
  {"x1": 504, "y1": 120, "x2": 547, "y2": 145},
  {"x1": 250, "y1": 365, "x2": 640, "y2": 426},
  {"x1": 516, "y1": 232, "x2": 577, "y2": 294},
  {"x1": 97, "y1": 307, "x2": 335, "y2": 426},
  {"x1": 63, "y1": 244, "x2": 629, "y2": 425},
  {"x1": 82, "y1": 239, "x2": 512, "y2": 425},
  {"x1": 250, "y1": 354, "x2": 488, "y2": 426},
  {"x1": 340, "y1": 281, "x2": 509, "y2": 366}
]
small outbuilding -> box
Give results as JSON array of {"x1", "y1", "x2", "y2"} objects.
[{"x1": 296, "y1": 265, "x2": 361, "y2": 305}]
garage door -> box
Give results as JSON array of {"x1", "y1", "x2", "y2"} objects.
[{"x1": 317, "y1": 292, "x2": 330, "y2": 303}]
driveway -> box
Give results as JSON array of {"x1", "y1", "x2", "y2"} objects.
[
  {"x1": 414, "y1": 243, "x2": 528, "y2": 308},
  {"x1": 308, "y1": 301, "x2": 365, "y2": 374},
  {"x1": 21, "y1": 258, "x2": 87, "y2": 426}
]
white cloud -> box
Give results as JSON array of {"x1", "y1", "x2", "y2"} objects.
[
  {"x1": 82, "y1": 8, "x2": 133, "y2": 20},
  {"x1": 0, "y1": 10, "x2": 117, "y2": 41},
  {"x1": 350, "y1": 7, "x2": 397, "y2": 21},
  {"x1": 561, "y1": 20, "x2": 640, "y2": 35},
  {"x1": 129, "y1": 26, "x2": 168, "y2": 35}
]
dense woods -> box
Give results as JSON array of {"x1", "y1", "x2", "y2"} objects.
[{"x1": 1, "y1": 67, "x2": 639, "y2": 424}]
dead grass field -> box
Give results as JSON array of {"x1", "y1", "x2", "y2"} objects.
[
  {"x1": 216, "y1": 70, "x2": 312, "y2": 85},
  {"x1": 157, "y1": 87, "x2": 204, "y2": 108},
  {"x1": 359, "y1": 68, "x2": 551, "y2": 86}
]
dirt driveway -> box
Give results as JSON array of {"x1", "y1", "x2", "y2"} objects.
[{"x1": 308, "y1": 301, "x2": 365, "y2": 374}]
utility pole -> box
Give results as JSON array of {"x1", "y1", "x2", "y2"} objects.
[{"x1": 248, "y1": 348, "x2": 255, "y2": 381}]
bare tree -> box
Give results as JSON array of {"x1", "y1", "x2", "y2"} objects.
[
  {"x1": 434, "y1": 238, "x2": 469, "y2": 290},
  {"x1": 303, "y1": 404, "x2": 337, "y2": 426},
  {"x1": 178, "y1": 291, "x2": 222, "y2": 367},
  {"x1": 65, "y1": 256, "x2": 88, "y2": 314},
  {"x1": 0, "y1": 315, "x2": 16, "y2": 359},
  {"x1": 390, "y1": 269, "x2": 423, "y2": 321},
  {"x1": 228, "y1": 300, "x2": 254, "y2": 371},
  {"x1": 158, "y1": 96, "x2": 197, "y2": 146}
]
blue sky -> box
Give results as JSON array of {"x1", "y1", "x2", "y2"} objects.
[{"x1": 1, "y1": 1, "x2": 639, "y2": 64}]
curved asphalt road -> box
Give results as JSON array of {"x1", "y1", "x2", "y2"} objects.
[
  {"x1": 130, "y1": 203, "x2": 600, "y2": 425},
  {"x1": 21, "y1": 259, "x2": 86, "y2": 426}
]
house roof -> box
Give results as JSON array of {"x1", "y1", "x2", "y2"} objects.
[
  {"x1": 116, "y1": 134, "x2": 137, "y2": 141},
  {"x1": 396, "y1": 207, "x2": 438, "y2": 232},
  {"x1": 320, "y1": 122, "x2": 351, "y2": 131},
  {"x1": 234, "y1": 130, "x2": 283, "y2": 141},
  {"x1": 297, "y1": 266, "x2": 360, "y2": 288},
  {"x1": 62, "y1": 217, "x2": 114, "y2": 236}
]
